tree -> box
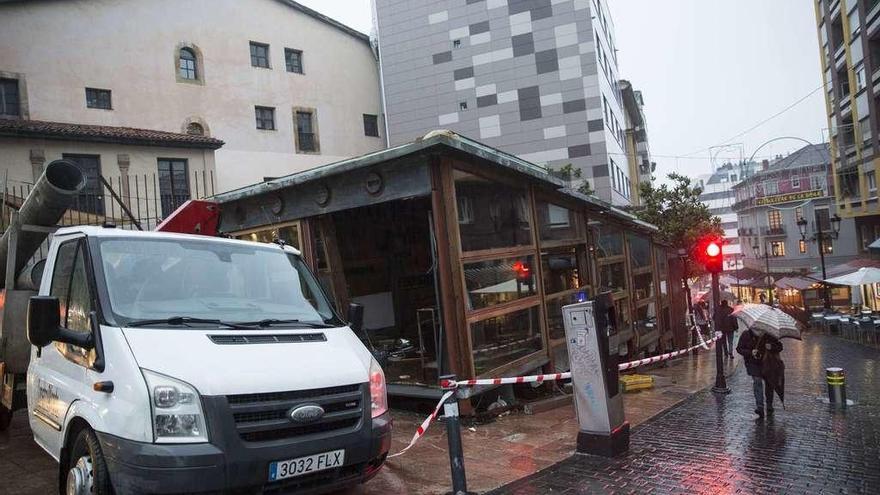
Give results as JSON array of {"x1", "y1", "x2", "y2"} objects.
[
  {"x1": 548, "y1": 163, "x2": 594, "y2": 196},
  {"x1": 634, "y1": 172, "x2": 723, "y2": 275}
]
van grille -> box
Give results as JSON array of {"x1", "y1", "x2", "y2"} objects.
[
  {"x1": 208, "y1": 333, "x2": 326, "y2": 345},
  {"x1": 226, "y1": 384, "x2": 364, "y2": 443}
]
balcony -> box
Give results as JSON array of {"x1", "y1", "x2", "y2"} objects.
[
  {"x1": 737, "y1": 227, "x2": 755, "y2": 236},
  {"x1": 762, "y1": 226, "x2": 786, "y2": 236}
]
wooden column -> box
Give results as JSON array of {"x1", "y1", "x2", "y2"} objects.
[
  {"x1": 316, "y1": 214, "x2": 350, "y2": 311},
  {"x1": 430, "y1": 156, "x2": 473, "y2": 381}
]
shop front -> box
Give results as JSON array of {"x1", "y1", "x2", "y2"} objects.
[{"x1": 214, "y1": 132, "x2": 687, "y2": 398}]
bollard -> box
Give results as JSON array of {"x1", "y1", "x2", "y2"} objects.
[
  {"x1": 439, "y1": 375, "x2": 469, "y2": 495},
  {"x1": 826, "y1": 367, "x2": 847, "y2": 407}
]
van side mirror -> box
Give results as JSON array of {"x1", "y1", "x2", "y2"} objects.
[
  {"x1": 27, "y1": 296, "x2": 94, "y2": 349},
  {"x1": 347, "y1": 303, "x2": 364, "y2": 335}
]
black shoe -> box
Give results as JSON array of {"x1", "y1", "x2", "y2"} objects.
[{"x1": 755, "y1": 408, "x2": 765, "y2": 418}]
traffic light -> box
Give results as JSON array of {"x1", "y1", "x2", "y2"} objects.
[
  {"x1": 696, "y1": 236, "x2": 724, "y2": 273},
  {"x1": 513, "y1": 260, "x2": 532, "y2": 282}
]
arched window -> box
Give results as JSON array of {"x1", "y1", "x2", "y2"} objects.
[
  {"x1": 186, "y1": 122, "x2": 204, "y2": 135},
  {"x1": 179, "y1": 48, "x2": 197, "y2": 80}
]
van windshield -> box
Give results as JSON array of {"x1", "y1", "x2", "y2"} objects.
[{"x1": 97, "y1": 237, "x2": 339, "y2": 327}]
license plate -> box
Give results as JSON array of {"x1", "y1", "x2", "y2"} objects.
[{"x1": 268, "y1": 449, "x2": 345, "y2": 481}]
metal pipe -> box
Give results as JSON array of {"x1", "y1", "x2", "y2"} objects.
[{"x1": 0, "y1": 160, "x2": 85, "y2": 288}]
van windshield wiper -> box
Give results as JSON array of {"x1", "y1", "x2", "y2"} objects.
[
  {"x1": 233, "y1": 318, "x2": 334, "y2": 329},
  {"x1": 126, "y1": 316, "x2": 253, "y2": 329}
]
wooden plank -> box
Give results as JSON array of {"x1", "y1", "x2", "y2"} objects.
[
  {"x1": 430, "y1": 156, "x2": 472, "y2": 380},
  {"x1": 218, "y1": 158, "x2": 431, "y2": 233},
  {"x1": 317, "y1": 215, "x2": 350, "y2": 312},
  {"x1": 300, "y1": 218, "x2": 316, "y2": 270},
  {"x1": 526, "y1": 184, "x2": 552, "y2": 369},
  {"x1": 459, "y1": 245, "x2": 536, "y2": 262},
  {"x1": 465, "y1": 297, "x2": 542, "y2": 324}
]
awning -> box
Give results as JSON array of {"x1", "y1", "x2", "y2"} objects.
[
  {"x1": 773, "y1": 276, "x2": 818, "y2": 291},
  {"x1": 809, "y1": 258, "x2": 880, "y2": 280},
  {"x1": 869, "y1": 237, "x2": 880, "y2": 252}
]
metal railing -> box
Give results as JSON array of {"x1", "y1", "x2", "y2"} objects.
[{"x1": 0, "y1": 169, "x2": 215, "y2": 262}]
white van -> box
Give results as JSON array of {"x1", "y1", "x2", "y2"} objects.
[{"x1": 26, "y1": 226, "x2": 391, "y2": 494}]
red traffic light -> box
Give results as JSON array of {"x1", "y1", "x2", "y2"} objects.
[
  {"x1": 706, "y1": 241, "x2": 722, "y2": 258},
  {"x1": 694, "y1": 236, "x2": 724, "y2": 273}
]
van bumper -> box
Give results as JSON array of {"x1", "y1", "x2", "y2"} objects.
[{"x1": 96, "y1": 411, "x2": 392, "y2": 494}]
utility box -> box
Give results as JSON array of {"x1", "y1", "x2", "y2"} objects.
[{"x1": 563, "y1": 295, "x2": 630, "y2": 457}]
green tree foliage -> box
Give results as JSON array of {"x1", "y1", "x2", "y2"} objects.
[
  {"x1": 635, "y1": 172, "x2": 723, "y2": 256},
  {"x1": 549, "y1": 163, "x2": 594, "y2": 196}
]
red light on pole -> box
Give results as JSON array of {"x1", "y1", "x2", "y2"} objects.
[{"x1": 706, "y1": 241, "x2": 721, "y2": 258}]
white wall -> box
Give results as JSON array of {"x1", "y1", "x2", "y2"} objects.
[{"x1": 0, "y1": 0, "x2": 384, "y2": 192}]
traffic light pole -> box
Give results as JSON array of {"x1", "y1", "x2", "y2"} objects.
[{"x1": 710, "y1": 270, "x2": 730, "y2": 394}]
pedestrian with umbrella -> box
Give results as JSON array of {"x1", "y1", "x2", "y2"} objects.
[{"x1": 733, "y1": 304, "x2": 802, "y2": 419}]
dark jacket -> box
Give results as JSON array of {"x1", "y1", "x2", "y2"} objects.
[
  {"x1": 736, "y1": 330, "x2": 783, "y2": 377},
  {"x1": 713, "y1": 305, "x2": 736, "y2": 334}
]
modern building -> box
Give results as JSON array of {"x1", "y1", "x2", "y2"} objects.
[
  {"x1": 620, "y1": 80, "x2": 654, "y2": 206},
  {"x1": 814, "y1": 0, "x2": 880, "y2": 255},
  {"x1": 732, "y1": 143, "x2": 859, "y2": 284},
  {"x1": 373, "y1": 0, "x2": 637, "y2": 206},
  {"x1": 696, "y1": 160, "x2": 761, "y2": 272},
  {"x1": 0, "y1": 0, "x2": 385, "y2": 194}
]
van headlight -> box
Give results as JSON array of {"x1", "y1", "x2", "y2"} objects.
[
  {"x1": 142, "y1": 369, "x2": 208, "y2": 443},
  {"x1": 369, "y1": 358, "x2": 388, "y2": 418}
]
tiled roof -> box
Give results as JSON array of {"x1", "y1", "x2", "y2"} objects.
[
  {"x1": 0, "y1": 119, "x2": 224, "y2": 150},
  {"x1": 749, "y1": 144, "x2": 830, "y2": 181}
]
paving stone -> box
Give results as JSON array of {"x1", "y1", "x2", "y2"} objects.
[{"x1": 489, "y1": 334, "x2": 880, "y2": 495}]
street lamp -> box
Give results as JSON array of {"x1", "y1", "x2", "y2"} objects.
[
  {"x1": 797, "y1": 212, "x2": 842, "y2": 311},
  {"x1": 752, "y1": 241, "x2": 774, "y2": 305}
]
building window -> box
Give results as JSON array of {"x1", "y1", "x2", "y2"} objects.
[
  {"x1": 158, "y1": 159, "x2": 190, "y2": 217},
  {"x1": 295, "y1": 110, "x2": 318, "y2": 152},
  {"x1": 85, "y1": 88, "x2": 112, "y2": 109},
  {"x1": 250, "y1": 42, "x2": 270, "y2": 68},
  {"x1": 285, "y1": 48, "x2": 303, "y2": 74},
  {"x1": 799, "y1": 239, "x2": 807, "y2": 254},
  {"x1": 823, "y1": 240, "x2": 833, "y2": 254},
  {"x1": 179, "y1": 48, "x2": 198, "y2": 80},
  {"x1": 764, "y1": 180, "x2": 778, "y2": 195},
  {"x1": 457, "y1": 195, "x2": 474, "y2": 224},
  {"x1": 795, "y1": 207, "x2": 804, "y2": 222},
  {"x1": 459, "y1": 101, "x2": 468, "y2": 110},
  {"x1": 186, "y1": 122, "x2": 205, "y2": 135},
  {"x1": 363, "y1": 114, "x2": 379, "y2": 137},
  {"x1": 255, "y1": 106, "x2": 275, "y2": 130},
  {"x1": 767, "y1": 209, "x2": 782, "y2": 230},
  {"x1": 63, "y1": 154, "x2": 104, "y2": 215},
  {"x1": 0, "y1": 78, "x2": 20, "y2": 116},
  {"x1": 770, "y1": 241, "x2": 786, "y2": 257},
  {"x1": 868, "y1": 170, "x2": 877, "y2": 196},
  {"x1": 811, "y1": 174, "x2": 825, "y2": 190},
  {"x1": 791, "y1": 176, "x2": 800, "y2": 189}
]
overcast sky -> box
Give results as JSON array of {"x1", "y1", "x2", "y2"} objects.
[{"x1": 297, "y1": 0, "x2": 828, "y2": 181}]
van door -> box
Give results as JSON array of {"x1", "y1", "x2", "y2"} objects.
[{"x1": 28, "y1": 235, "x2": 97, "y2": 457}]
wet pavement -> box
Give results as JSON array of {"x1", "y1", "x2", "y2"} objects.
[
  {"x1": 1, "y1": 341, "x2": 734, "y2": 495},
  {"x1": 488, "y1": 333, "x2": 880, "y2": 495}
]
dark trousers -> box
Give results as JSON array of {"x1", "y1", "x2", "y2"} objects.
[
  {"x1": 752, "y1": 376, "x2": 774, "y2": 410},
  {"x1": 721, "y1": 331, "x2": 735, "y2": 356}
]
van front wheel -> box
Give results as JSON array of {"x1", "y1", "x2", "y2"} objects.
[{"x1": 65, "y1": 428, "x2": 112, "y2": 495}]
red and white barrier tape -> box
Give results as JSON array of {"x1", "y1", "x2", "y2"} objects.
[
  {"x1": 387, "y1": 332, "x2": 720, "y2": 459},
  {"x1": 388, "y1": 390, "x2": 454, "y2": 459}
]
